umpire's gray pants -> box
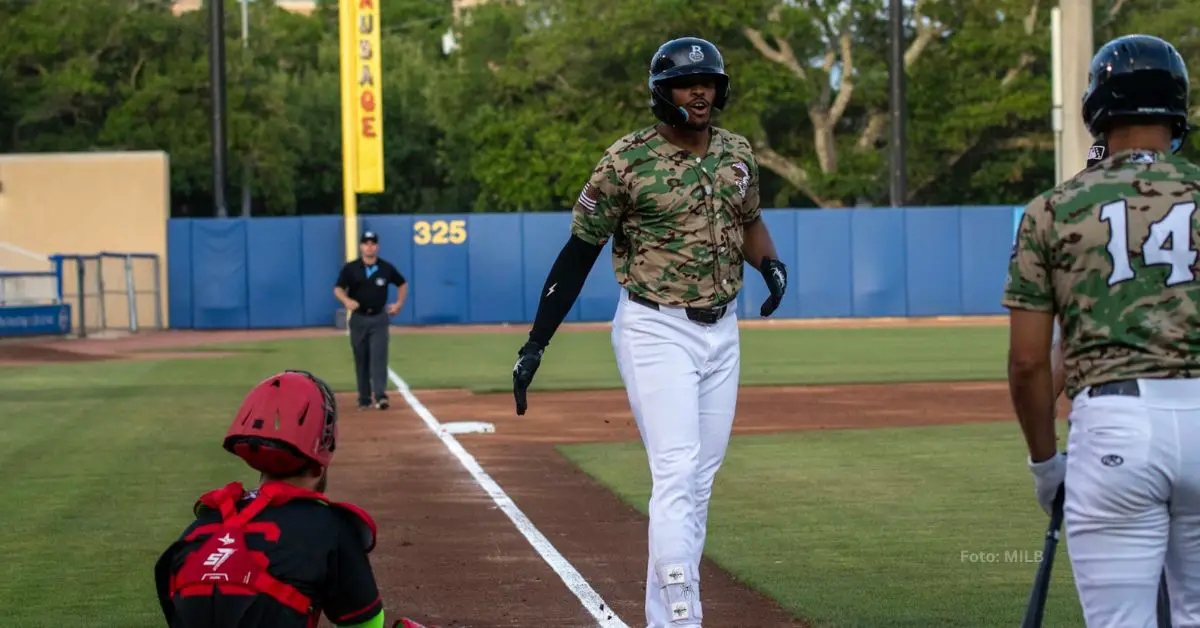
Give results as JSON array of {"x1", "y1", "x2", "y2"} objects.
[{"x1": 348, "y1": 311, "x2": 390, "y2": 405}]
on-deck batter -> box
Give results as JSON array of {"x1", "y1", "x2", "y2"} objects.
[
  {"x1": 510, "y1": 36, "x2": 788, "y2": 626},
  {"x1": 1004, "y1": 34, "x2": 1200, "y2": 627}
]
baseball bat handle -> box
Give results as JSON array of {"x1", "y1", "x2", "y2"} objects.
[{"x1": 1021, "y1": 484, "x2": 1066, "y2": 628}]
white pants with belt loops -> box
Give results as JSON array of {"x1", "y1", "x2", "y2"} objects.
[
  {"x1": 611, "y1": 293, "x2": 740, "y2": 627},
  {"x1": 1066, "y1": 377, "x2": 1200, "y2": 627}
]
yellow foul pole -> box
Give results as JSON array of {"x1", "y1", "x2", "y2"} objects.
[{"x1": 338, "y1": 0, "x2": 358, "y2": 262}]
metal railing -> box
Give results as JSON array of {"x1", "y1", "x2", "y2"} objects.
[{"x1": 50, "y1": 252, "x2": 164, "y2": 338}]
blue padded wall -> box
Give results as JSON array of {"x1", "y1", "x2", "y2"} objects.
[
  {"x1": 794, "y1": 209, "x2": 853, "y2": 318},
  {"x1": 467, "y1": 213, "x2": 525, "y2": 323},
  {"x1": 960, "y1": 206, "x2": 1016, "y2": 315},
  {"x1": 190, "y1": 219, "x2": 249, "y2": 329},
  {"x1": 851, "y1": 208, "x2": 907, "y2": 317},
  {"x1": 904, "y1": 207, "x2": 962, "y2": 316},
  {"x1": 167, "y1": 219, "x2": 193, "y2": 329},
  {"x1": 246, "y1": 217, "x2": 305, "y2": 329},
  {"x1": 301, "y1": 215, "x2": 344, "y2": 327},
  {"x1": 165, "y1": 206, "x2": 1026, "y2": 329},
  {"x1": 408, "y1": 214, "x2": 470, "y2": 324}
]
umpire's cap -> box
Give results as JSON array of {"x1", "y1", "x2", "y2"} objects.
[
  {"x1": 361, "y1": 231, "x2": 379, "y2": 243},
  {"x1": 648, "y1": 37, "x2": 730, "y2": 127},
  {"x1": 1082, "y1": 34, "x2": 1190, "y2": 152}
]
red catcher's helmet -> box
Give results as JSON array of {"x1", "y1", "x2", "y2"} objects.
[{"x1": 223, "y1": 370, "x2": 338, "y2": 476}]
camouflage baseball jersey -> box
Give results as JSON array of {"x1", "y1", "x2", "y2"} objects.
[
  {"x1": 570, "y1": 124, "x2": 761, "y2": 308},
  {"x1": 1003, "y1": 149, "x2": 1200, "y2": 399}
]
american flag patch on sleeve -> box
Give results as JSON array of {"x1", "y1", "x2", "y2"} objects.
[{"x1": 577, "y1": 182, "x2": 599, "y2": 213}]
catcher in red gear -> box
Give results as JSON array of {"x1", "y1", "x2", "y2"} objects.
[{"x1": 153, "y1": 369, "x2": 431, "y2": 628}]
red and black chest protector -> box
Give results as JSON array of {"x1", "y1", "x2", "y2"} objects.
[{"x1": 169, "y1": 481, "x2": 377, "y2": 627}]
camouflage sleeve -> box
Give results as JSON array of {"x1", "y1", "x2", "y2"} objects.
[
  {"x1": 1002, "y1": 201, "x2": 1055, "y2": 313},
  {"x1": 570, "y1": 152, "x2": 628, "y2": 246},
  {"x1": 741, "y1": 153, "x2": 762, "y2": 224}
]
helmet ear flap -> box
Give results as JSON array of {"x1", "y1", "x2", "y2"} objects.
[
  {"x1": 713, "y1": 75, "x2": 730, "y2": 110},
  {"x1": 649, "y1": 79, "x2": 689, "y2": 126},
  {"x1": 1172, "y1": 121, "x2": 1191, "y2": 153}
]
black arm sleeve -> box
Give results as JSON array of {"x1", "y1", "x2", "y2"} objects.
[{"x1": 528, "y1": 234, "x2": 605, "y2": 348}]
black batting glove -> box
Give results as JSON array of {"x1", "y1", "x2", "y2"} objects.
[
  {"x1": 512, "y1": 340, "x2": 544, "y2": 416},
  {"x1": 758, "y1": 257, "x2": 787, "y2": 317}
]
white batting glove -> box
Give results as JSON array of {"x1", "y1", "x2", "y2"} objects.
[{"x1": 1028, "y1": 452, "x2": 1066, "y2": 516}]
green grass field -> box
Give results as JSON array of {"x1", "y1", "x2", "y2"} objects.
[{"x1": 0, "y1": 324, "x2": 1086, "y2": 627}]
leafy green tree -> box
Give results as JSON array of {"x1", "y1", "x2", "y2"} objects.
[{"x1": 1, "y1": 0, "x2": 1197, "y2": 216}]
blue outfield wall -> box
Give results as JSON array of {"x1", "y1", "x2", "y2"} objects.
[{"x1": 166, "y1": 206, "x2": 1023, "y2": 330}]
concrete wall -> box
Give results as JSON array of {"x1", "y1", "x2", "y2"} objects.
[{"x1": 0, "y1": 151, "x2": 170, "y2": 331}]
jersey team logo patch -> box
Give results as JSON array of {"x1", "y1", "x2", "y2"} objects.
[
  {"x1": 1088, "y1": 145, "x2": 1105, "y2": 162},
  {"x1": 731, "y1": 162, "x2": 750, "y2": 199}
]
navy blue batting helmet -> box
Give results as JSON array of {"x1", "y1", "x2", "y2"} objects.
[{"x1": 647, "y1": 37, "x2": 730, "y2": 127}]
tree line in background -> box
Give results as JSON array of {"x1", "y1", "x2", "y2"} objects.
[{"x1": 1, "y1": 0, "x2": 1197, "y2": 217}]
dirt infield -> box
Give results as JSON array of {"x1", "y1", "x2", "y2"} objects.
[
  {"x1": 4, "y1": 319, "x2": 1021, "y2": 627},
  {"x1": 332, "y1": 380, "x2": 1024, "y2": 627}
]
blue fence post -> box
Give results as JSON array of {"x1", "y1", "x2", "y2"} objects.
[{"x1": 49, "y1": 254, "x2": 64, "y2": 302}]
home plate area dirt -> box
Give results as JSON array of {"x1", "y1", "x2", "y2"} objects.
[{"x1": 330, "y1": 381, "x2": 1020, "y2": 628}]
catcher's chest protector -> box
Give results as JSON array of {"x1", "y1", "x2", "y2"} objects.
[{"x1": 170, "y1": 484, "x2": 317, "y2": 625}]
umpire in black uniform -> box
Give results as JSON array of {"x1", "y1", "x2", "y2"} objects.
[{"x1": 334, "y1": 231, "x2": 407, "y2": 410}]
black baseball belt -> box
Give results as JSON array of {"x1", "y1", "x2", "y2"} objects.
[
  {"x1": 1087, "y1": 380, "x2": 1141, "y2": 397},
  {"x1": 627, "y1": 291, "x2": 730, "y2": 325},
  {"x1": 356, "y1": 307, "x2": 385, "y2": 316}
]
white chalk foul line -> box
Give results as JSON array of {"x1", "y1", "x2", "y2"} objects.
[{"x1": 386, "y1": 368, "x2": 628, "y2": 628}]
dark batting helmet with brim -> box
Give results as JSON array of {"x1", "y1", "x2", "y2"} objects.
[
  {"x1": 1082, "y1": 34, "x2": 1191, "y2": 153},
  {"x1": 223, "y1": 370, "x2": 338, "y2": 477},
  {"x1": 648, "y1": 37, "x2": 730, "y2": 127}
]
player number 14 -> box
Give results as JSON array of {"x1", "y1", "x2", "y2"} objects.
[{"x1": 1101, "y1": 200, "x2": 1199, "y2": 286}]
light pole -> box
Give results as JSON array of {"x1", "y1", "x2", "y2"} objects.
[{"x1": 240, "y1": 0, "x2": 252, "y2": 217}]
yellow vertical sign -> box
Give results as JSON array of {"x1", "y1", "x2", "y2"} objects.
[{"x1": 353, "y1": 0, "x2": 384, "y2": 194}]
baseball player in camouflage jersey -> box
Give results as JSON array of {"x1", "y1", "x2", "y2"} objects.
[
  {"x1": 511, "y1": 36, "x2": 788, "y2": 626},
  {"x1": 1048, "y1": 140, "x2": 1111, "y2": 398},
  {"x1": 1004, "y1": 34, "x2": 1200, "y2": 627}
]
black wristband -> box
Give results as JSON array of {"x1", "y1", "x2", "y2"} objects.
[{"x1": 528, "y1": 235, "x2": 604, "y2": 347}]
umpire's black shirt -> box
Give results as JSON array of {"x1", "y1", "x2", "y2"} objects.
[
  {"x1": 154, "y1": 497, "x2": 383, "y2": 628},
  {"x1": 335, "y1": 258, "x2": 406, "y2": 315}
]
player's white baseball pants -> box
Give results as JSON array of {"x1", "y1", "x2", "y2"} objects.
[
  {"x1": 611, "y1": 292, "x2": 740, "y2": 627},
  {"x1": 1065, "y1": 377, "x2": 1200, "y2": 627}
]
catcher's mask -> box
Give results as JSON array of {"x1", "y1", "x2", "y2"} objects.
[
  {"x1": 648, "y1": 36, "x2": 730, "y2": 127},
  {"x1": 223, "y1": 370, "x2": 338, "y2": 477}
]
